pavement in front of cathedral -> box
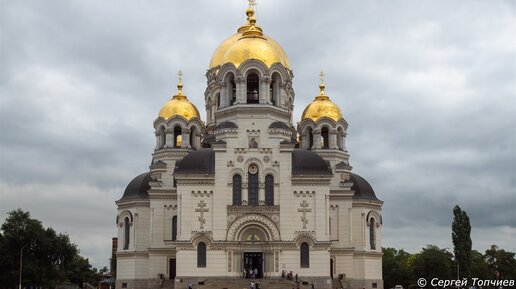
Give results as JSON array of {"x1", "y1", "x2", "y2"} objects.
[{"x1": 166, "y1": 278, "x2": 331, "y2": 289}]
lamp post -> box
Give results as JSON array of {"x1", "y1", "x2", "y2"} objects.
[{"x1": 19, "y1": 243, "x2": 28, "y2": 289}]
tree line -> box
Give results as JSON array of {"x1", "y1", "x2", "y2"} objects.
[
  {"x1": 0, "y1": 209, "x2": 107, "y2": 289},
  {"x1": 383, "y1": 206, "x2": 516, "y2": 289}
]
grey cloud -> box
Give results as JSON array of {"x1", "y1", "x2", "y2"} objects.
[{"x1": 1, "y1": 0, "x2": 514, "y2": 269}]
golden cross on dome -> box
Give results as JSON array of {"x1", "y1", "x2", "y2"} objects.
[
  {"x1": 248, "y1": 0, "x2": 256, "y2": 9},
  {"x1": 177, "y1": 70, "x2": 183, "y2": 83},
  {"x1": 318, "y1": 70, "x2": 326, "y2": 96}
]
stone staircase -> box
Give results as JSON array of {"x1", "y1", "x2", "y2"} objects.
[
  {"x1": 330, "y1": 277, "x2": 351, "y2": 289},
  {"x1": 162, "y1": 279, "x2": 176, "y2": 289},
  {"x1": 168, "y1": 278, "x2": 296, "y2": 289}
]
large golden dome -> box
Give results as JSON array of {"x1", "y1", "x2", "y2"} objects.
[
  {"x1": 209, "y1": 7, "x2": 290, "y2": 69},
  {"x1": 301, "y1": 82, "x2": 343, "y2": 122},
  {"x1": 159, "y1": 82, "x2": 200, "y2": 120}
]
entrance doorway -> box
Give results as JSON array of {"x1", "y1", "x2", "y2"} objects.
[
  {"x1": 243, "y1": 252, "x2": 263, "y2": 278},
  {"x1": 169, "y1": 258, "x2": 176, "y2": 280}
]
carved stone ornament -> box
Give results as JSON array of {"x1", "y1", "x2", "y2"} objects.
[
  {"x1": 248, "y1": 164, "x2": 258, "y2": 174},
  {"x1": 263, "y1": 155, "x2": 270, "y2": 163},
  {"x1": 237, "y1": 156, "x2": 244, "y2": 163}
]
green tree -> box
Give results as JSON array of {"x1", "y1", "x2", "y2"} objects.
[
  {"x1": 383, "y1": 247, "x2": 412, "y2": 289},
  {"x1": 485, "y1": 245, "x2": 516, "y2": 280},
  {"x1": 470, "y1": 250, "x2": 490, "y2": 280},
  {"x1": 0, "y1": 209, "x2": 103, "y2": 288},
  {"x1": 451, "y1": 205, "x2": 472, "y2": 278},
  {"x1": 412, "y1": 245, "x2": 454, "y2": 283}
]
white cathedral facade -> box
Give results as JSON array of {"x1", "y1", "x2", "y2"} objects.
[{"x1": 115, "y1": 5, "x2": 383, "y2": 289}]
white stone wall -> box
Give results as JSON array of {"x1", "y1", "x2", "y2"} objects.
[
  {"x1": 177, "y1": 249, "x2": 228, "y2": 276},
  {"x1": 279, "y1": 249, "x2": 330, "y2": 276},
  {"x1": 148, "y1": 253, "x2": 170, "y2": 279},
  {"x1": 333, "y1": 252, "x2": 353, "y2": 278},
  {"x1": 117, "y1": 255, "x2": 150, "y2": 280}
]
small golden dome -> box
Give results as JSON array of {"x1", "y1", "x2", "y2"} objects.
[
  {"x1": 301, "y1": 81, "x2": 343, "y2": 122},
  {"x1": 159, "y1": 81, "x2": 200, "y2": 121},
  {"x1": 209, "y1": 5, "x2": 290, "y2": 69}
]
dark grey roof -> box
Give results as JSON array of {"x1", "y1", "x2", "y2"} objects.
[
  {"x1": 119, "y1": 172, "x2": 151, "y2": 201},
  {"x1": 175, "y1": 149, "x2": 215, "y2": 175},
  {"x1": 269, "y1": 121, "x2": 290, "y2": 130},
  {"x1": 202, "y1": 134, "x2": 215, "y2": 148},
  {"x1": 292, "y1": 150, "x2": 332, "y2": 176},
  {"x1": 335, "y1": 161, "x2": 347, "y2": 170},
  {"x1": 216, "y1": 121, "x2": 238, "y2": 129},
  {"x1": 150, "y1": 160, "x2": 167, "y2": 170},
  {"x1": 349, "y1": 173, "x2": 380, "y2": 201}
]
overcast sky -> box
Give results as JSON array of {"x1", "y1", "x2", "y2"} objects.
[{"x1": 1, "y1": 0, "x2": 515, "y2": 269}]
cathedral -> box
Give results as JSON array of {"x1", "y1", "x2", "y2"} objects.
[{"x1": 115, "y1": 4, "x2": 383, "y2": 289}]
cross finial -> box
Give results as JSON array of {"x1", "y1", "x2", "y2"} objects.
[
  {"x1": 248, "y1": 0, "x2": 256, "y2": 9},
  {"x1": 176, "y1": 70, "x2": 184, "y2": 96},
  {"x1": 177, "y1": 70, "x2": 183, "y2": 83},
  {"x1": 318, "y1": 70, "x2": 326, "y2": 96}
]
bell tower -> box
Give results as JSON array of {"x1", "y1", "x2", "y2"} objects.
[{"x1": 203, "y1": 1, "x2": 296, "y2": 147}]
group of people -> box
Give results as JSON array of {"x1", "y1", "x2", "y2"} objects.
[
  {"x1": 243, "y1": 267, "x2": 260, "y2": 279},
  {"x1": 281, "y1": 270, "x2": 298, "y2": 282}
]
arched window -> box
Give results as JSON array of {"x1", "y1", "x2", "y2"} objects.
[
  {"x1": 300, "y1": 242, "x2": 310, "y2": 268},
  {"x1": 216, "y1": 93, "x2": 221, "y2": 108},
  {"x1": 247, "y1": 73, "x2": 259, "y2": 104},
  {"x1": 308, "y1": 128, "x2": 314, "y2": 149},
  {"x1": 172, "y1": 216, "x2": 177, "y2": 241},
  {"x1": 265, "y1": 174, "x2": 274, "y2": 206},
  {"x1": 248, "y1": 168, "x2": 259, "y2": 206},
  {"x1": 232, "y1": 174, "x2": 242, "y2": 205},
  {"x1": 270, "y1": 73, "x2": 281, "y2": 106},
  {"x1": 370, "y1": 218, "x2": 376, "y2": 250},
  {"x1": 174, "y1": 126, "x2": 182, "y2": 148},
  {"x1": 123, "y1": 217, "x2": 130, "y2": 250},
  {"x1": 321, "y1": 127, "x2": 329, "y2": 149},
  {"x1": 226, "y1": 74, "x2": 236, "y2": 106},
  {"x1": 197, "y1": 242, "x2": 206, "y2": 267}
]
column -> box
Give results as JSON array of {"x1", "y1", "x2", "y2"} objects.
[
  {"x1": 242, "y1": 183, "x2": 248, "y2": 204},
  {"x1": 196, "y1": 133, "x2": 201, "y2": 149},
  {"x1": 236, "y1": 76, "x2": 246, "y2": 104},
  {"x1": 342, "y1": 132, "x2": 348, "y2": 152},
  {"x1": 329, "y1": 131, "x2": 338, "y2": 149},
  {"x1": 313, "y1": 129, "x2": 322, "y2": 149},
  {"x1": 205, "y1": 104, "x2": 211, "y2": 123},
  {"x1": 300, "y1": 133, "x2": 307, "y2": 149},
  {"x1": 165, "y1": 129, "x2": 174, "y2": 148},
  {"x1": 182, "y1": 128, "x2": 191, "y2": 148},
  {"x1": 220, "y1": 84, "x2": 228, "y2": 107},
  {"x1": 259, "y1": 185, "x2": 265, "y2": 205},
  {"x1": 279, "y1": 83, "x2": 287, "y2": 107},
  {"x1": 260, "y1": 77, "x2": 271, "y2": 104},
  {"x1": 155, "y1": 131, "x2": 161, "y2": 150}
]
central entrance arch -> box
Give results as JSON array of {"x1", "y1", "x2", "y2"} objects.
[
  {"x1": 227, "y1": 215, "x2": 280, "y2": 279},
  {"x1": 240, "y1": 225, "x2": 268, "y2": 279}
]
